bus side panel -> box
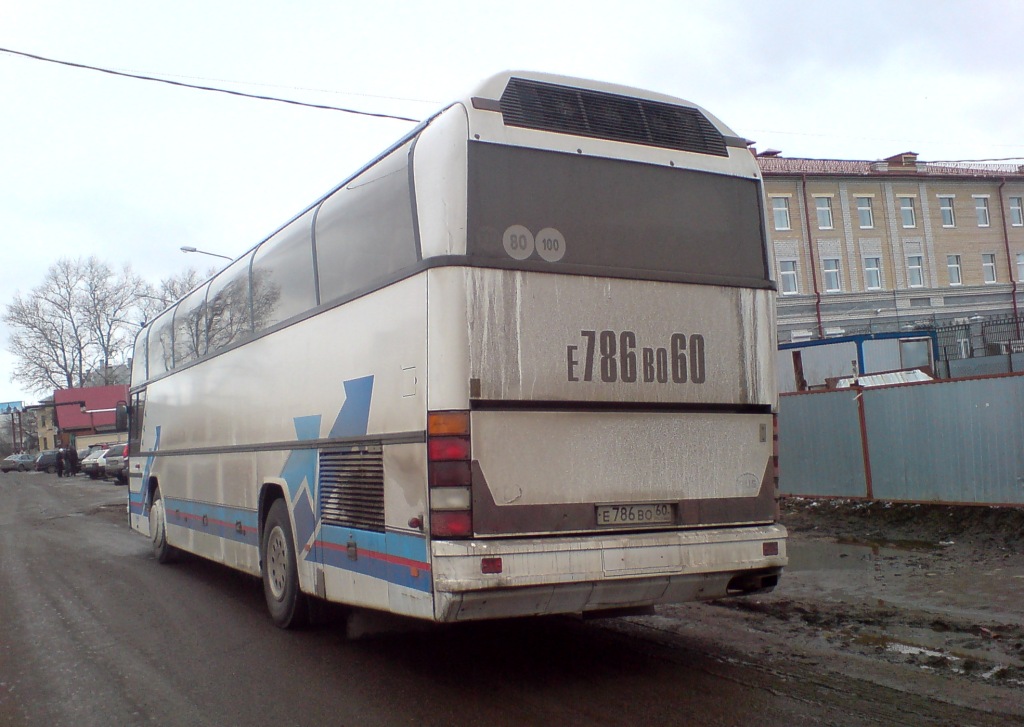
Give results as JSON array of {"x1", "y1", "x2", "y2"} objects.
[
  {"x1": 412, "y1": 104, "x2": 469, "y2": 260},
  {"x1": 133, "y1": 276, "x2": 432, "y2": 618},
  {"x1": 425, "y1": 267, "x2": 471, "y2": 412},
  {"x1": 384, "y1": 443, "x2": 434, "y2": 620}
]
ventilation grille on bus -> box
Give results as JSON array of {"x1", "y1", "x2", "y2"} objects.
[
  {"x1": 318, "y1": 445, "x2": 384, "y2": 532},
  {"x1": 499, "y1": 77, "x2": 728, "y2": 156}
]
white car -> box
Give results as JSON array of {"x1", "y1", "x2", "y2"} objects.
[{"x1": 81, "y1": 448, "x2": 106, "y2": 479}]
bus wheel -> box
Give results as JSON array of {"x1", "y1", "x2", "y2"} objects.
[
  {"x1": 261, "y1": 499, "x2": 308, "y2": 629},
  {"x1": 149, "y1": 487, "x2": 178, "y2": 564}
]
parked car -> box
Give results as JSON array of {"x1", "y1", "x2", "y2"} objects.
[
  {"x1": 103, "y1": 444, "x2": 129, "y2": 484},
  {"x1": 81, "y1": 448, "x2": 106, "y2": 479},
  {"x1": 95, "y1": 447, "x2": 117, "y2": 479},
  {"x1": 35, "y1": 450, "x2": 59, "y2": 473},
  {"x1": 1, "y1": 453, "x2": 36, "y2": 472},
  {"x1": 72, "y1": 447, "x2": 93, "y2": 475}
]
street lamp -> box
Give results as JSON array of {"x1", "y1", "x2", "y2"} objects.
[{"x1": 180, "y1": 246, "x2": 232, "y2": 261}]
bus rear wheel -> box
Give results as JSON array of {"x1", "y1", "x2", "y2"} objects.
[
  {"x1": 261, "y1": 499, "x2": 308, "y2": 629},
  {"x1": 149, "y1": 486, "x2": 179, "y2": 564}
]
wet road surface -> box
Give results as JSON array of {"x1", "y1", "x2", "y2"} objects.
[{"x1": 1, "y1": 472, "x2": 1020, "y2": 726}]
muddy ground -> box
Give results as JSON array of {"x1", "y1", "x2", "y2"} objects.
[{"x1": 608, "y1": 498, "x2": 1024, "y2": 721}]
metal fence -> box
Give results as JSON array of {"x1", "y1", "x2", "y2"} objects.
[
  {"x1": 934, "y1": 314, "x2": 1024, "y2": 362},
  {"x1": 778, "y1": 373, "x2": 1024, "y2": 505}
]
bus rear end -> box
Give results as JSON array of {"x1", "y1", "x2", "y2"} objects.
[{"x1": 419, "y1": 74, "x2": 786, "y2": 622}]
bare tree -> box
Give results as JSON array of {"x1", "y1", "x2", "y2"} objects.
[
  {"x1": 5, "y1": 260, "x2": 91, "y2": 392},
  {"x1": 140, "y1": 266, "x2": 212, "y2": 323},
  {"x1": 4, "y1": 257, "x2": 151, "y2": 394},
  {"x1": 5, "y1": 259, "x2": 232, "y2": 395},
  {"x1": 78, "y1": 257, "x2": 152, "y2": 386}
]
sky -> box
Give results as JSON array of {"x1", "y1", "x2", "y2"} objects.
[{"x1": 1, "y1": 0, "x2": 1022, "y2": 406}]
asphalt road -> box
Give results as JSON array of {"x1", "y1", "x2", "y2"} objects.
[{"x1": 0, "y1": 472, "x2": 1018, "y2": 726}]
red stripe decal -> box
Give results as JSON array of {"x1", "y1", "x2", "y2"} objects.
[{"x1": 316, "y1": 540, "x2": 431, "y2": 572}]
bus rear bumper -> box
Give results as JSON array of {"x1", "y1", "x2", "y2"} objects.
[{"x1": 431, "y1": 524, "x2": 787, "y2": 622}]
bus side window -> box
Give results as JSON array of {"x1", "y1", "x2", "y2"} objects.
[
  {"x1": 148, "y1": 309, "x2": 175, "y2": 377},
  {"x1": 251, "y1": 209, "x2": 317, "y2": 332},
  {"x1": 315, "y1": 141, "x2": 418, "y2": 305},
  {"x1": 128, "y1": 391, "x2": 145, "y2": 455},
  {"x1": 172, "y1": 284, "x2": 210, "y2": 366},
  {"x1": 131, "y1": 328, "x2": 148, "y2": 383},
  {"x1": 207, "y1": 254, "x2": 255, "y2": 354}
]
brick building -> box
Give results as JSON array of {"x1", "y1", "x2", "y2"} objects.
[{"x1": 758, "y1": 152, "x2": 1024, "y2": 344}]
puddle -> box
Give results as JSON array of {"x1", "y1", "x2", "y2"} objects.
[
  {"x1": 886, "y1": 642, "x2": 947, "y2": 659},
  {"x1": 786, "y1": 540, "x2": 912, "y2": 572},
  {"x1": 836, "y1": 536, "x2": 944, "y2": 552}
]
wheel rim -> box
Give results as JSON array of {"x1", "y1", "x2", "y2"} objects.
[
  {"x1": 150, "y1": 498, "x2": 166, "y2": 547},
  {"x1": 265, "y1": 525, "x2": 289, "y2": 601}
]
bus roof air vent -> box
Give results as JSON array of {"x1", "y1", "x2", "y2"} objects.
[{"x1": 499, "y1": 77, "x2": 728, "y2": 157}]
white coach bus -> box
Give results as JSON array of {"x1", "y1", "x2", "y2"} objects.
[{"x1": 126, "y1": 71, "x2": 786, "y2": 628}]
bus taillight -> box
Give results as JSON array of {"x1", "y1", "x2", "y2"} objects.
[
  {"x1": 427, "y1": 437, "x2": 471, "y2": 461},
  {"x1": 428, "y1": 410, "x2": 472, "y2": 539}
]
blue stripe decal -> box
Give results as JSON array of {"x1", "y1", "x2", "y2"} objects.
[
  {"x1": 292, "y1": 490, "x2": 316, "y2": 550},
  {"x1": 329, "y1": 376, "x2": 374, "y2": 439},
  {"x1": 163, "y1": 497, "x2": 259, "y2": 546},
  {"x1": 281, "y1": 415, "x2": 321, "y2": 501},
  {"x1": 129, "y1": 425, "x2": 161, "y2": 517},
  {"x1": 315, "y1": 525, "x2": 432, "y2": 593}
]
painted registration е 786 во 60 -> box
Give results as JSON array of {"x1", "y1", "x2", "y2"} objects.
[{"x1": 567, "y1": 329, "x2": 706, "y2": 384}]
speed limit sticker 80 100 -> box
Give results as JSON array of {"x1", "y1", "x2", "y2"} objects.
[
  {"x1": 503, "y1": 225, "x2": 566, "y2": 263},
  {"x1": 566, "y1": 330, "x2": 706, "y2": 384}
]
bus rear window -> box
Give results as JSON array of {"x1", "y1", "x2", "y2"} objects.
[{"x1": 466, "y1": 143, "x2": 768, "y2": 287}]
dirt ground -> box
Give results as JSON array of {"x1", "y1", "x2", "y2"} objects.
[{"x1": 610, "y1": 497, "x2": 1024, "y2": 722}]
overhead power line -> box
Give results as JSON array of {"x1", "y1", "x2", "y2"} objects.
[
  {"x1": 0, "y1": 45, "x2": 421, "y2": 123},
  {"x1": 111, "y1": 68, "x2": 440, "y2": 106}
]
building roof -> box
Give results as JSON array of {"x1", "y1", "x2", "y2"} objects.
[
  {"x1": 834, "y1": 370, "x2": 933, "y2": 389},
  {"x1": 53, "y1": 385, "x2": 129, "y2": 432},
  {"x1": 757, "y1": 154, "x2": 1024, "y2": 179}
]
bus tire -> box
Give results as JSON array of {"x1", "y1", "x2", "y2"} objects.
[
  {"x1": 150, "y1": 486, "x2": 178, "y2": 564},
  {"x1": 261, "y1": 499, "x2": 308, "y2": 629}
]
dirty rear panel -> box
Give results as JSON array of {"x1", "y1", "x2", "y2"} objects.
[
  {"x1": 453, "y1": 137, "x2": 777, "y2": 537},
  {"x1": 461, "y1": 268, "x2": 777, "y2": 536},
  {"x1": 465, "y1": 271, "x2": 775, "y2": 406}
]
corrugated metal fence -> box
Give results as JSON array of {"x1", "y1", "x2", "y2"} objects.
[{"x1": 779, "y1": 373, "x2": 1024, "y2": 505}]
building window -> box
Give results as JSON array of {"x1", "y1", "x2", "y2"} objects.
[
  {"x1": 822, "y1": 258, "x2": 841, "y2": 292},
  {"x1": 856, "y1": 197, "x2": 874, "y2": 228},
  {"x1": 939, "y1": 196, "x2": 956, "y2": 227},
  {"x1": 907, "y1": 255, "x2": 924, "y2": 287},
  {"x1": 1017, "y1": 252, "x2": 1024, "y2": 282},
  {"x1": 815, "y1": 197, "x2": 833, "y2": 229},
  {"x1": 778, "y1": 260, "x2": 799, "y2": 294},
  {"x1": 863, "y1": 257, "x2": 882, "y2": 290},
  {"x1": 974, "y1": 196, "x2": 991, "y2": 227},
  {"x1": 771, "y1": 197, "x2": 791, "y2": 230},
  {"x1": 1011, "y1": 197, "x2": 1023, "y2": 227},
  {"x1": 982, "y1": 253, "x2": 997, "y2": 283},
  {"x1": 947, "y1": 254, "x2": 962, "y2": 285},
  {"x1": 899, "y1": 197, "x2": 917, "y2": 228}
]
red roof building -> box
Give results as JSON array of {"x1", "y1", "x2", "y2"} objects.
[{"x1": 53, "y1": 385, "x2": 129, "y2": 448}]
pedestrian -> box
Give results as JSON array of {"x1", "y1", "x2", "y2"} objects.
[
  {"x1": 55, "y1": 448, "x2": 65, "y2": 477},
  {"x1": 67, "y1": 446, "x2": 79, "y2": 476}
]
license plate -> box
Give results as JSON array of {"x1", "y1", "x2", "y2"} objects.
[{"x1": 596, "y1": 503, "x2": 674, "y2": 527}]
